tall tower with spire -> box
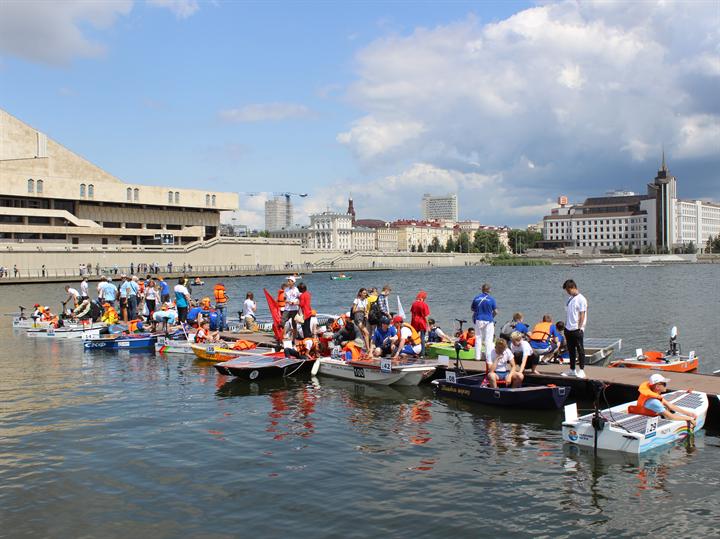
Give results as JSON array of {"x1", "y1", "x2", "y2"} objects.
[
  {"x1": 647, "y1": 150, "x2": 677, "y2": 251},
  {"x1": 347, "y1": 196, "x2": 356, "y2": 225}
]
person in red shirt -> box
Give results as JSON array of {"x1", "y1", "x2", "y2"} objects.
[
  {"x1": 298, "y1": 282, "x2": 313, "y2": 338},
  {"x1": 410, "y1": 290, "x2": 430, "y2": 357}
]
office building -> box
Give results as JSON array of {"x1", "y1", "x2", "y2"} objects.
[
  {"x1": 421, "y1": 193, "x2": 458, "y2": 221},
  {"x1": 265, "y1": 196, "x2": 292, "y2": 231}
]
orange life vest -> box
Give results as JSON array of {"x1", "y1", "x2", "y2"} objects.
[
  {"x1": 342, "y1": 341, "x2": 362, "y2": 360},
  {"x1": 529, "y1": 322, "x2": 553, "y2": 341},
  {"x1": 214, "y1": 284, "x2": 228, "y2": 304},
  {"x1": 402, "y1": 323, "x2": 421, "y2": 346},
  {"x1": 296, "y1": 337, "x2": 319, "y2": 358},
  {"x1": 195, "y1": 329, "x2": 208, "y2": 343},
  {"x1": 232, "y1": 339, "x2": 257, "y2": 351},
  {"x1": 461, "y1": 331, "x2": 476, "y2": 347},
  {"x1": 277, "y1": 289, "x2": 286, "y2": 310},
  {"x1": 331, "y1": 314, "x2": 349, "y2": 333},
  {"x1": 636, "y1": 381, "x2": 663, "y2": 415},
  {"x1": 127, "y1": 319, "x2": 141, "y2": 332}
]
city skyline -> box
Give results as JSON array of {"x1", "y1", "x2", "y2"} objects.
[{"x1": 1, "y1": 0, "x2": 718, "y2": 229}]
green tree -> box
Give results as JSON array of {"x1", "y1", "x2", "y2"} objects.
[
  {"x1": 445, "y1": 237, "x2": 455, "y2": 252},
  {"x1": 457, "y1": 232, "x2": 470, "y2": 253},
  {"x1": 508, "y1": 229, "x2": 542, "y2": 253},
  {"x1": 473, "y1": 230, "x2": 506, "y2": 254},
  {"x1": 429, "y1": 236, "x2": 441, "y2": 253}
]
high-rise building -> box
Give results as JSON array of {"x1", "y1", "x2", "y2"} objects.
[
  {"x1": 646, "y1": 152, "x2": 677, "y2": 251},
  {"x1": 265, "y1": 196, "x2": 291, "y2": 231},
  {"x1": 422, "y1": 193, "x2": 458, "y2": 221}
]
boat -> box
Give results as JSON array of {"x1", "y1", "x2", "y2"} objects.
[
  {"x1": 83, "y1": 333, "x2": 157, "y2": 350},
  {"x1": 214, "y1": 353, "x2": 315, "y2": 380},
  {"x1": 190, "y1": 343, "x2": 275, "y2": 362},
  {"x1": 330, "y1": 274, "x2": 352, "y2": 281},
  {"x1": 562, "y1": 390, "x2": 708, "y2": 454},
  {"x1": 608, "y1": 327, "x2": 698, "y2": 373},
  {"x1": 317, "y1": 357, "x2": 437, "y2": 386},
  {"x1": 537, "y1": 337, "x2": 622, "y2": 366},
  {"x1": 433, "y1": 373, "x2": 571, "y2": 409},
  {"x1": 27, "y1": 325, "x2": 105, "y2": 339},
  {"x1": 426, "y1": 342, "x2": 477, "y2": 360},
  {"x1": 154, "y1": 335, "x2": 196, "y2": 355}
]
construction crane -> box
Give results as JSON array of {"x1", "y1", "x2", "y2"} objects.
[{"x1": 238, "y1": 191, "x2": 309, "y2": 229}]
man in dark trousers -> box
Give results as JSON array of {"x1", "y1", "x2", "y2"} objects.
[{"x1": 561, "y1": 279, "x2": 588, "y2": 379}]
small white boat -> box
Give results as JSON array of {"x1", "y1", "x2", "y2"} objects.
[
  {"x1": 12, "y1": 318, "x2": 56, "y2": 329},
  {"x1": 26, "y1": 325, "x2": 105, "y2": 339},
  {"x1": 154, "y1": 335, "x2": 196, "y2": 355},
  {"x1": 317, "y1": 357, "x2": 437, "y2": 386},
  {"x1": 562, "y1": 390, "x2": 708, "y2": 454}
]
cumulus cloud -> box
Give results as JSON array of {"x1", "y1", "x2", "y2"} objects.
[
  {"x1": 147, "y1": 0, "x2": 199, "y2": 19},
  {"x1": 0, "y1": 0, "x2": 133, "y2": 65},
  {"x1": 219, "y1": 103, "x2": 313, "y2": 123},
  {"x1": 337, "y1": 0, "x2": 720, "y2": 222}
]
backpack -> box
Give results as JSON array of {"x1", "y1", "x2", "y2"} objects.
[{"x1": 368, "y1": 301, "x2": 383, "y2": 325}]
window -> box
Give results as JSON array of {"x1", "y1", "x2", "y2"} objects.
[
  {"x1": 146, "y1": 223, "x2": 162, "y2": 230},
  {"x1": 28, "y1": 216, "x2": 50, "y2": 224},
  {"x1": 175, "y1": 192, "x2": 180, "y2": 204},
  {"x1": 133, "y1": 188, "x2": 139, "y2": 202},
  {"x1": 168, "y1": 191, "x2": 174, "y2": 204},
  {"x1": 80, "y1": 183, "x2": 86, "y2": 197},
  {"x1": 28, "y1": 179, "x2": 35, "y2": 193},
  {"x1": 212, "y1": 195, "x2": 216, "y2": 207},
  {"x1": 87, "y1": 184, "x2": 94, "y2": 198},
  {"x1": 125, "y1": 223, "x2": 142, "y2": 229},
  {"x1": 126, "y1": 188, "x2": 132, "y2": 201},
  {"x1": 36, "y1": 179, "x2": 43, "y2": 194},
  {"x1": 206, "y1": 194, "x2": 211, "y2": 206},
  {"x1": 166, "y1": 224, "x2": 182, "y2": 230}
]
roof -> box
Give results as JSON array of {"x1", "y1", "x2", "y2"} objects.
[
  {"x1": 354, "y1": 219, "x2": 387, "y2": 228},
  {"x1": 582, "y1": 194, "x2": 653, "y2": 207}
]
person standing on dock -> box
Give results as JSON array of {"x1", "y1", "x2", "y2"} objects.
[
  {"x1": 471, "y1": 283, "x2": 497, "y2": 361},
  {"x1": 410, "y1": 290, "x2": 430, "y2": 357},
  {"x1": 174, "y1": 277, "x2": 191, "y2": 323},
  {"x1": 561, "y1": 279, "x2": 588, "y2": 379}
]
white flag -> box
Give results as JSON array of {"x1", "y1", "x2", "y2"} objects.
[{"x1": 397, "y1": 295, "x2": 406, "y2": 319}]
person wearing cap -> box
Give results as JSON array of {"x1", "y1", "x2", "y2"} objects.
[
  {"x1": 471, "y1": 283, "x2": 497, "y2": 361},
  {"x1": 637, "y1": 374, "x2": 697, "y2": 426},
  {"x1": 371, "y1": 317, "x2": 398, "y2": 357},
  {"x1": 410, "y1": 290, "x2": 430, "y2": 356},
  {"x1": 283, "y1": 276, "x2": 300, "y2": 338},
  {"x1": 561, "y1": 279, "x2": 588, "y2": 379},
  {"x1": 391, "y1": 315, "x2": 422, "y2": 358}
]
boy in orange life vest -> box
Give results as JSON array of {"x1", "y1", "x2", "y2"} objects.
[
  {"x1": 195, "y1": 321, "x2": 219, "y2": 344},
  {"x1": 636, "y1": 373, "x2": 697, "y2": 427},
  {"x1": 458, "y1": 327, "x2": 476, "y2": 349},
  {"x1": 213, "y1": 283, "x2": 229, "y2": 332}
]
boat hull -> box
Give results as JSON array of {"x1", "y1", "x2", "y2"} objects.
[
  {"x1": 434, "y1": 374, "x2": 571, "y2": 409},
  {"x1": 83, "y1": 334, "x2": 157, "y2": 350},
  {"x1": 426, "y1": 343, "x2": 477, "y2": 360},
  {"x1": 608, "y1": 355, "x2": 698, "y2": 373},
  {"x1": 562, "y1": 390, "x2": 708, "y2": 454},
  {"x1": 155, "y1": 336, "x2": 196, "y2": 355},
  {"x1": 318, "y1": 358, "x2": 436, "y2": 386},
  {"x1": 214, "y1": 355, "x2": 313, "y2": 380}
]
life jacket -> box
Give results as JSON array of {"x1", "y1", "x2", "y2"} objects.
[
  {"x1": 460, "y1": 331, "x2": 476, "y2": 347},
  {"x1": 232, "y1": 339, "x2": 257, "y2": 351},
  {"x1": 277, "y1": 289, "x2": 286, "y2": 310},
  {"x1": 214, "y1": 284, "x2": 228, "y2": 304},
  {"x1": 529, "y1": 322, "x2": 553, "y2": 342},
  {"x1": 331, "y1": 314, "x2": 349, "y2": 332},
  {"x1": 102, "y1": 307, "x2": 118, "y2": 324},
  {"x1": 296, "y1": 337, "x2": 319, "y2": 358},
  {"x1": 342, "y1": 341, "x2": 362, "y2": 360},
  {"x1": 635, "y1": 381, "x2": 662, "y2": 416},
  {"x1": 195, "y1": 329, "x2": 209, "y2": 343},
  {"x1": 427, "y1": 327, "x2": 441, "y2": 343},
  {"x1": 402, "y1": 323, "x2": 421, "y2": 346},
  {"x1": 127, "y1": 319, "x2": 141, "y2": 332}
]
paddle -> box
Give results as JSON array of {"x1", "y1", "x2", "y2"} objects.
[{"x1": 311, "y1": 356, "x2": 321, "y2": 375}]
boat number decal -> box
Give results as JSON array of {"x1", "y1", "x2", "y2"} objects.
[
  {"x1": 380, "y1": 359, "x2": 392, "y2": 373},
  {"x1": 158, "y1": 337, "x2": 166, "y2": 346},
  {"x1": 353, "y1": 367, "x2": 365, "y2": 378},
  {"x1": 118, "y1": 341, "x2": 130, "y2": 347},
  {"x1": 558, "y1": 387, "x2": 566, "y2": 395},
  {"x1": 249, "y1": 370, "x2": 259, "y2": 380},
  {"x1": 47, "y1": 329, "x2": 55, "y2": 336},
  {"x1": 206, "y1": 345, "x2": 215, "y2": 354},
  {"x1": 644, "y1": 416, "x2": 658, "y2": 438},
  {"x1": 445, "y1": 371, "x2": 457, "y2": 384}
]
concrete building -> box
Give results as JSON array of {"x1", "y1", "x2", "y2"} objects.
[
  {"x1": 646, "y1": 154, "x2": 677, "y2": 251},
  {"x1": 265, "y1": 196, "x2": 291, "y2": 231},
  {"x1": 351, "y1": 227, "x2": 375, "y2": 251},
  {"x1": 421, "y1": 193, "x2": 458, "y2": 222},
  {"x1": 676, "y1": 199, "x2": 720, "y2": 251},
  {"x1": 308, "y1": 212, "x2": 353, "y2": 250},
  {"x1": 269, "y1": 226, "x2": 311, "y2": 248},
  {"x1": 0, "y1": 109, "x2": 237, "y2": 247},
  {"x1": 392, "y1": 220, "x2": 455, "y2": 251}
]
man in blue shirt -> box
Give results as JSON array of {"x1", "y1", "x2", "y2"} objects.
[
  {"x1": 471, "y1": 283, "x2": 497, "y2": 361},
  {"x1": 371, "y1": 317, "x2": 397, "y2": 357},
  {"x1": 158, "y1": 277, "x2": 170, "y2": 303}
]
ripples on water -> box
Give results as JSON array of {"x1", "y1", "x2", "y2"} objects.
[{"x1": 0, "y1": 265, "x2": 718, "y2": 537}]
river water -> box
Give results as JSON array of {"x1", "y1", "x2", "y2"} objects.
[{"x1": 1, "y1": 265, "x2": 718, "y2": 537}]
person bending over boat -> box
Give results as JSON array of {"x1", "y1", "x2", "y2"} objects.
[
  {"x1": 499, "y1": 312, "x2": 529, "y2": 343},
  {"x1": 636, "y1": 374, "x2": 697, "y2": 427},
  {"x1": 101, "y1": 302, "x2": 119, "y2": 325},
  {"x1": 285, "y1": 336, "x2": 320, "y2": 360},
  {"x1": 371, "y1": 317, "x2": 398, "y2": 357},
  {"x1": 391, "y1": 315, "x2": 422, "y2": 358},
  {"x1": 427, "y1": 319, "x2": 452, "y2": 343},
  {"x1": 334, "y1": 319, "x2": 358, "y2": 347},
  {"x1": 486, "y1": 339, "x2": 522, "y2": 389},
  {"x1": 72, "y1": 298, "x2": 99, "y2": 322},
  {"x1": 510, "y1": 331, "x2": 540, "y2": 375}
]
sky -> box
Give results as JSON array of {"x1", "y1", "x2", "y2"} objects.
[{"x1": 0, "y1": 0, "x2": 718, "y2": 229}]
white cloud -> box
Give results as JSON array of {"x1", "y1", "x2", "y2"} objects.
[
  {"x1": 147, "y1": 0, "x2": 199, "y2": 19},
  {"x1": 337, "y1": 0, "x2": 720, "y2": 220},
  {"x1": 0, "y1": 0, "x2": 133, "y2": 65},
  {"x1": 219, "y1": 103, "x2": 313, "y2": 123}
]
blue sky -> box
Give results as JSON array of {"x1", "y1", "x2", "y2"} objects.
[{"x1": 1, "y1": 0, "x2": 718, "y2": 228}]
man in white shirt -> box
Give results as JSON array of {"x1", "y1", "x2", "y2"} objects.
[
  {"x1": 80, "y1": 277, "x2": 89, "y2": 300},
  {"x1": 282, "y1": 276, "x2": 300, "y2": 337},
  {"x1": 64, "y1": 285, "x2": 80, "y2": 307},
  {"x1": 561, "y1": 279, "x2": 588, "y2": 379}
]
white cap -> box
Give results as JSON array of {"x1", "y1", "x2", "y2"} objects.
[
  {"x1": 649, "y1": 373, "x2": 670, "y2": 385},
  {"x1": 286, "y1": 276, "x2": 296, "y2": 283}
]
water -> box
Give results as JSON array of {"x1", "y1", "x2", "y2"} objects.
[{"x1": 0, "y1": 265, "x2": 718, "y2": 537}]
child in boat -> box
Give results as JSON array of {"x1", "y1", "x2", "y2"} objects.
[
  {"x1": 457, "y1": 327, "x2": 476, "y2": 349},
  {"x1": 371, "y1": 317, "x2": 398, "y2": 357},
  {"x1": 636, "y1": 373, "x2": 697, "y2": 427},
  {"x1": 195, "y1": 320, "x2": 219, "y2": 343},
  {"x1": 427, "y1": 318, "x2": 452, "y2": 343},
  {"x1": 486, "y1": 338, "x2": 522, "y2": 389}
]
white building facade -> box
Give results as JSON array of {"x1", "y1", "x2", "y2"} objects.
[
  {"x1": 309, "y1": 212, "x2": 353, "y2": 250},
  {"x1": 676, "y1": 200, "x2": 720, "y2": 250},
  {"x1": 421, "y1": 193, "x2": 458, "y2": 221},
  {"x1": 351, "y1": 227, "x2": 375, "y2": 251}
]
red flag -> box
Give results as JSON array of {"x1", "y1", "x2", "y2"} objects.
[{"x1": 264, "y1": 288, "x2": 284, "y2": 342}]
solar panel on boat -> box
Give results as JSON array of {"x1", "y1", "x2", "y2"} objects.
[{"x1": 666, "y1": 392, "x2": 703, "y2": 409}]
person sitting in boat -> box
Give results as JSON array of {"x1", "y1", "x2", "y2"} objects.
[
  {"x1": 427, "y1": 318, "x2": 452, "y2": 343},
  {"x1": 636, "y1": 374, "x2": 698, "y2": 427},
  {"x1": 334, "y1": 318, "x2": 358, "y2": 347},
  {"x1": 330, "y1": 312, "x2": 351, "y2": 333},
  {"x1": 499, "y1": 312, "x2": 529, "y2": 343},
  {"x1": 285, "y1": 336, "x2": 320, "y2": 360},
  {"x1": 510, "y1": 331, "x2": 540, "y2": 375},
  {"x1": 455, "y1": 327, "x2": 476, "y2": 351},
  {"x1": 193, "y1": 277, "x2": 204, "y2": 286},
  {"x1": 195, "y1": 320, "x2": 219, "y2": 344},
  {"x1": 486, "y1": 338, "x2": 522, "y2": 389},
  {"x1": 101, "y1": 303, "x2": 119, "y2": 325},
  {"x1": 31, "y1": 303, "x2": 43, "y2": 321},
  {"x1": 391, "y1": 315, "x2": 422, "y2": 358},
  {"x1": 371, "y1": 316, "x2": 398, "y2": 357}
]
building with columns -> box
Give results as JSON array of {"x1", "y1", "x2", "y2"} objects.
[{"x1": 308, "y1": 212, "x2": 353, "y2": 250}]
